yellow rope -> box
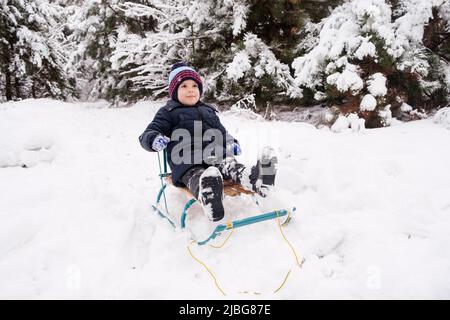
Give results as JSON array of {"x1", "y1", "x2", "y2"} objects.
[
  {"x1": 238, "y1": 291, "x2": 262, "y2": 295},
  {"x1": 270, "y1": 210, "x2": 303, "y2": 293},
  {"x1": 187, "y1": 209, "x2": 302, "y2": 296},
  {"x1": 276, "y1": 210, "x2": 303, "y2": 268},
  {"x1": 209, "y1": 227, "x2": 234, "y2": 249},
  {"x1": 273, "y1": 270, "x2": 292, "y2": 294},
  {"x1": 187, "y1": 240, "x2": 227, "y2": 295}
]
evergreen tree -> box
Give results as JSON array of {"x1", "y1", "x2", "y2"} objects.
[
  {"x1": 66, "y1": 0, "x2": 191, "y2": 104},
  {"x1": 59, "y1": 0, "x2": 343, "y2": 109},
  {"x1": 224, "y1": 32, "x2": 302, "y2": 109},
  {"x1": 0, "y1": 0, "x2": 75, "y2": 101},
  {"x1": 187, "y1": 0, "x2": 306, "y2": 109},
  {"x1": 109, "y1": 0, "x2": 190, "y2": 103},
  {"x1": 3, "y1": 0, "x2": 447, "y2": 123},
  {"x1": 183, "y1": 0, "x2": 253, "y2": 103},
  {"x1": 301, "y1": 0, "x2": 345, "y2": 23},
  {"x1": 65, "y1": 0, "x2": 122, "y2": 103},
  {"x1": 292, "y1": 0, "x2": 450, "y2": 128}
]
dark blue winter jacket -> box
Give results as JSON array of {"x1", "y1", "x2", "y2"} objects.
[{"x1": 139, "y1": 99, "x2": 238, "y2": 186}]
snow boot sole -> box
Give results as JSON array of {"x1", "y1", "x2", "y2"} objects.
[
  {"x1": 198, "y1": 167, "x2": 225, "y2": 222},
  {"x1": 260, "y1": 146, "x2": 277, "y2": 186}
]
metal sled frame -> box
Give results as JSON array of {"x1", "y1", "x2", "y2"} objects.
[{"x1": 151, "y1": 150, "x2": 294, "y2": 245}]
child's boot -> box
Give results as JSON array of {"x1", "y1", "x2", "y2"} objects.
[
  {"x1": 259, "y1": 146, "x2": 278, "y2": 186},
  {"x1": 198, "y1": 166, "x2": 225, "y2": 222},
  {"x1": 216, "y1": 157, "x2": 261, "y2": 194},
  {"x1": 236, "y1": 147, "x2": 278, "y2": 196}
]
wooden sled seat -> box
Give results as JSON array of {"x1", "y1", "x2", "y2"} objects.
[{"x1": 165, "y1": 175, "x2": 254, "y2": 198}]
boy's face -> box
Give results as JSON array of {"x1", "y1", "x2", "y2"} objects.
[{"x1": 177, "y1": 79, "x2": 200, "y2": 106}]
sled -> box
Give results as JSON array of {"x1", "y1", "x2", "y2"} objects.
[{"x1": 151, "y1": 150, "x2": 295, "y2": 245}]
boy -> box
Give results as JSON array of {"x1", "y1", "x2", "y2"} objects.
[{"x1": 139, "y1": 62, "x2": 277, "y2": 222}]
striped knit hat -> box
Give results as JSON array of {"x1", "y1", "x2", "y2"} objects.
[{"x1": 168, "y1": 62, "x2": 203, "y2": 101}]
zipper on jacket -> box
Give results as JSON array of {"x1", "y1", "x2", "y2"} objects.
[{"x1": 196, "y1": 106, "x2": 203, "y2": 122}]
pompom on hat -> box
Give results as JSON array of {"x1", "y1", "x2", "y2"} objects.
[{"x1": 168, "y1": 62, "x2": 203, "y2": 101}]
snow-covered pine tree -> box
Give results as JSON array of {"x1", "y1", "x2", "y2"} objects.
[
  {"x1": 66, "y1": 0, "x2": 192, "y2": 104},
  {"x1": 225, "y1": 32, "x2": 302, "y2": 110},
  {"x1": 0, "y1": 0, "x2": 76, "y2": 101},
  {"x1": 403, "y1": 0, "x2": 450, "y2": 111},
  {"x1": 292, "y1": 0, "x2": 450, "y2": 128},
  {"x1": 223, "y1": 0, "x2": 306, "y2": 109},
  {"x1": 181, "y1": 0, "x2": 252, "y2": 103},
  {"x1": 300, "y1": 0, "x2": 345, "y2": 23},
  {"x1": 109, "y1": 0, "x2": 191, "y2": 103},
  {"x1": 65, "y1": 0, "x2": 124, "y2": 103},
  {"x1": 59, "y1": 0, "x2": 349, "y2": 110},
  {"x1": 188, "y1": 0, "x2": 305, "y2": 110}
]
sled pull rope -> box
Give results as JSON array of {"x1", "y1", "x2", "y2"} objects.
[
  {"x1": 273, "y1": 209, "x2": 302, "y2": 294},
  {"x1": 187, "y1": 209, "x2": 302, "y2": 296},
  {"x1": 209, "y1": 226, "x2": 235, "y2": 249},
  {"x1": 276, "y1": 210, "x2": 302, "y2": 268},
  {"x1": 273, "y1": 270, "x2": 292, "y2": 294},
  {"x1": 215, "y1": 222, "x2": 275, "y2": 296},
  {"x1": 187, "y1": 240, "x2": 226, "y2": 296},
  {"x1": 186, "y1": 222, "x2": 235, "y2": 296}
]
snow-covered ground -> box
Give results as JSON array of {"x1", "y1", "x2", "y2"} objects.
[{"x1": 1, "y1": 99, "x2": 449, "y2": 299}]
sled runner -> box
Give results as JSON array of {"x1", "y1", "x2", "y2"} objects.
[{"x1": 151, "y1": 150, "x2": 295, "y2": 245}]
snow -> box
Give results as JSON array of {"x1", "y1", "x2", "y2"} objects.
[
  {"x1": 331, "y1": 114, "x2": 366, "y2": 133},
  {"x1": 226, "y1": 51, "x2": 251, "y2": 82},
  {"x1": 293, "y1": 0, "x2": 393, "y2": 90},
  {"x1": 227, "y1": 33, "x2": 303, "y2": 99},
  {"x1": 433, "y1": 107, "x2": 450, "y2": 129},
  {"x1": 314, "y1": 91, "x2": 327, "y2": 102},
  {"x1": 292, "y1": 0, "x2": 449, "y2": 108},
  {"x1": 326, "y1": 64, "x2": 364, "y2": 93},
  {"x1": 445, "y1": 63, "x2": 450, "y2": 87},
  {"x1": 229, "y1": 1, "x2": 248, "y2": 36},
  {"x1": 360, "y1": 94, "x2": 377, "y2": 111},
  {"x1": 378, "y1": 104, "x2": 393, "y2": 126},
  {"x1": 401, "y1": 102, "x2": 413, "y2": 112},
  {"x1": 331, "y1": 115, "x2": 351, "y2": 133},
  {"x1": 367, "y1": 73, "x2": 387, "y2": 97},
  {"x1": 354, "y1": 37, "x2": 377, "y2": 60},
  {"x1": 347, "y1": 113, "x2": 366, "y2": 133},
  {"x1": 1, "y1": 98, "x2": 450, "y2": 299}
]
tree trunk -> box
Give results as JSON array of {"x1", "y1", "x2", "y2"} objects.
[
  {"x1": 5, "y1": 68, "x2": 12, "y2": 101},
  {"x1": 14, "y1": 77, "x2": 20, "y2": 99},
  {"x1": 31, "y1": 79, "x2": 36, "y2": 99}
]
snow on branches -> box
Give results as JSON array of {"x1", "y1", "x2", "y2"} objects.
[
  {"x1": 292, "y1": 0, "x2": 450, "y2": 127},
  {"x1": 227, "y1": 33, "x2": 302, "y2": 100}
]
